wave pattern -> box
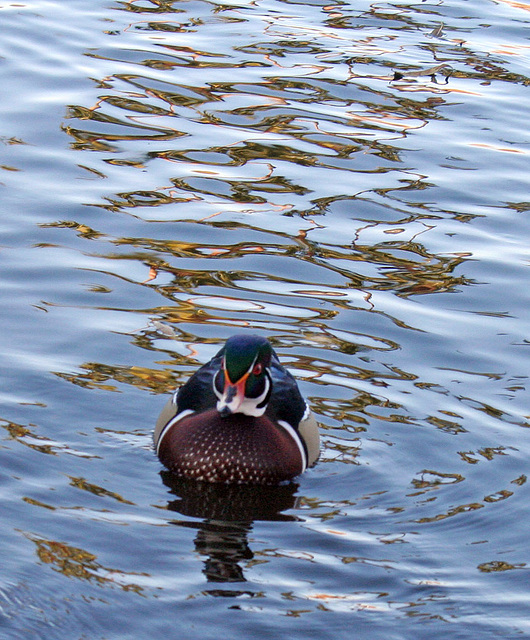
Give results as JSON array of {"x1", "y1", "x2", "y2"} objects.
[{"x1": 1, "y1": 0, "x2": 529, "y2": 637}]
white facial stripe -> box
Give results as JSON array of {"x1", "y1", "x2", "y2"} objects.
[
  {"x1": 247, "y1": 352, "x2": 259, "y2": 374},
  {"x1": 251, "y1": 371, "x2": 270, "y2": 405},
  {"x1": 246, "y1": 372, "x2": 270, "y2": 416},
  {"x1": 213, "y1": 370, "x2": 223, "y2": 401},
  {"x1": 215, "y1": 366, "x2": 272, "y2": 417},
  {"x1": 156, "y1": 409, "x2": 194, "y2": 455},
  {"x1": 277, "y1": 420, "x2": 307, "y2": 472}
]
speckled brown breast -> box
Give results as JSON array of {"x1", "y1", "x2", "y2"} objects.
[{"x1": 158, "y1": 409, "x2": 304, "y2": 485}]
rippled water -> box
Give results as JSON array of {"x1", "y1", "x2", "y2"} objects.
[{"x1": 1, "y1": 0, "x2": 529, "y2": 637}]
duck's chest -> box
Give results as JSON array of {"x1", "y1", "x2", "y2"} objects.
[{"x1": 157, "y1": 409, "x2": 304, "y2": 485}]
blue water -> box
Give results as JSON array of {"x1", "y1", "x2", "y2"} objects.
[{"x1": 1, "y1": 0, "x2": 529, "y2": 637}]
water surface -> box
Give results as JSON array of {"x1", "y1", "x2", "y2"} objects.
[{"x1": 1, "y1": 0, "x2": 529, "y2": 638}]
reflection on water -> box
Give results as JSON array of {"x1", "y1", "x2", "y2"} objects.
[
  {"x1": 24, "y1": 532, "x2": 147, "y2": 593},
  {"x1": 163, "y1": 473, "x2": 300, "y2": 522},
  {"x1": 1, "y1": 0, "x2": 530, "y2": 637},
  {"x1": 164, "y1": 475, "x2": 300, "y2": 583}
]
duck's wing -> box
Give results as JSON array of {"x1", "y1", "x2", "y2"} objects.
[
  {"x1": 267, "y1": 357, "x2": 306, "y2": 427},
  {"x1": 267, "y1": 355, "x2": 320, "y2": 467},
  {"x1": 175, "y1": 352, "x2": 223, "y2": 413},
  {"x1": 153, "y1": 350, "x2": 223, "y2": 446}
]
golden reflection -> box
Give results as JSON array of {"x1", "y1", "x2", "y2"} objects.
[
  {"x1": 53, "y1": 214, "x2": 474, "y2": 301},
  {"x1": 410, "y1": 470, "x2": 464, "y2": 495},
  {"x1": 40, "y1": 220, "x2": 104, "y2": 240},
  {"x1": 478, "y1": 560, "x2": 526, "y2": 572},
  {"x1": 483, "y1": 490, "x2": 513, "y2": 503},
  {"x1": 426, "y1": 416, "x2": 467, "y2": 435},
  {"x1": 415, "y1": 470, "x2": 526, "y2": 523},
  {"x1": 68, "y1": 476, "x2": 135, "y2": 504},
  {"x1": 322, "y1": 438, "x2": 360, "y2": 465},
  {"x1": 477, "y1": 446, "x2": 509, "y2": 461},
  {"x1": 49, "y1": 0, "x2": 527, "y2": 526},
  {"x1": 23, "y1": 497, "x2": 56, "y2": 510},
  {"x1": 118, "y1": 0, "x2": 183, "y2": 14},
  {"x1": 1, "y1": 419, "x2": 97, "y2": 458},
  {"x1": 55, "y1": 363, "x2": 178, "y2": 394},
  {"x1": 416, "y1": 502, "x2": 484, "y2": 523},
  {"x1": 457, "y1": 446, "x2": 511, "y2": 465},
  {"x1": 24, "y1": 532, "x2": 147, "y2": 592}
]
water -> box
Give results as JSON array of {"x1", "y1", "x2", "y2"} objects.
[{"x1": 1, "y1": 0, "x2": 529, "y2": 637}]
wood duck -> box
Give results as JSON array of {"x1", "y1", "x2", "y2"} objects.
[{"x1": 154, "y1": 335, "x2": 320, "y2": 485}]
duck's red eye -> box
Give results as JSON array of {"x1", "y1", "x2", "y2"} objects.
[{"x1": 253, "y1": 363, "x2": 263, "y2": 376}]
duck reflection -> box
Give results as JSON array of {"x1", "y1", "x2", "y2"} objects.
[{"x1": 161, "y1": 471, "x2": 300, "y2": 583}]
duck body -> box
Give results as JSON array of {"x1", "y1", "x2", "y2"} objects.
[{"x1": 154, "y1": 335, "x2": 319, "y2": 485}]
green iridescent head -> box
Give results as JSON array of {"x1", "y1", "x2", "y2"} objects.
[{"x1": 223, "y1": 335, "x2": 272, "y2": 383}]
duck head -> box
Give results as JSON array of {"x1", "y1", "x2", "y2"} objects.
[{"x1": 213, "y1": 335, "x2": 273, "y2": 417}]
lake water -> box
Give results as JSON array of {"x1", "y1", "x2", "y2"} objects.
[{"x1": 1, "y1": 0, "x2": 529, "y2": 637}]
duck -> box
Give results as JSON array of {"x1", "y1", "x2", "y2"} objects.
[{"x1": 154, "y1": 334, "x2": 320, "y2": 485}]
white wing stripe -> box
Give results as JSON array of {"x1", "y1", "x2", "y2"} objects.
[
  {"x1": 155, "y1": 409, "x2": 195, "y2": 456},
  {"x1": 277, "y1": 420, "x2": 307, "y2": 472}
]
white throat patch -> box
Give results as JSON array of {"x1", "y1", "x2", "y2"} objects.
[{"x1": 214, "y1": 371, "x2": 270, "y2": 417}]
